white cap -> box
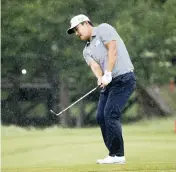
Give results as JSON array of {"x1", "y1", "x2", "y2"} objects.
[{"x1": 67, "y1": 14, "x2": 90, "y2": 34}]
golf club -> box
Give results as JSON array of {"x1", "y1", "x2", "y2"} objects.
[{"x1": 50, "y1": 85, "x2": 99, "y2": 116}]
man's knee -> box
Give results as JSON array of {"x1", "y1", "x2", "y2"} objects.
[
  {"x1": 104, "y1": 105, "x2": 121, "y2": 120},
  {"x1": 96, "y1": 112, "x2": 105, "y2": 125}
]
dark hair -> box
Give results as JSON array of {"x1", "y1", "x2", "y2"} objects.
[{"x1": 88, "y1": 21, "x2": 93, "y2": 26}]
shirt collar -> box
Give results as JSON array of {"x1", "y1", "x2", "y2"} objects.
[{"x1": 86, "y1": 27, "x2": 97, "y2": 46}]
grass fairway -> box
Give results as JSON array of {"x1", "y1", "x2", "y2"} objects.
[{"x1": 2, "y1": 117, "x2": 176, "y2": 172}]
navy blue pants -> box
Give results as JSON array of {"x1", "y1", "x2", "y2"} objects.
[{"x1": 96, "y1": 72, "x2": 136, "y2": 156}]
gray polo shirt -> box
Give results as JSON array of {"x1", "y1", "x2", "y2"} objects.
[{"x1": 83, "y1": 23, "x2": 134, "y2": 78}]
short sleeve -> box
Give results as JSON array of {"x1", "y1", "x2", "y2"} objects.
[
  {"x1": 83, "y1": 49, "x2": 94, "y2": 65},
  {"x1": 97, "y1": 23, "x2": 117, "y2": 44}
]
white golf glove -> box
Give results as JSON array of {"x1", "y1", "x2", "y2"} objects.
[{"x1": 101, "y1": 70, "x2": 112, "y2": 86}]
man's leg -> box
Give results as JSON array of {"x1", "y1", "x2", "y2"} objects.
[
  {"x1": 96, "y1": 89, "x2": 109, "y2": 150},
  {"x1": 104, "y1": 74, "x2": 136, "y2": 157}
]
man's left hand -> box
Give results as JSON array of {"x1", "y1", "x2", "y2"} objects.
[{"x1": 100, "y1": 71, "x2": 112, "y2": 88}]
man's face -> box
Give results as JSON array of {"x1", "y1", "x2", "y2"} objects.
[{"x1": 74, "y1": 22, "x2": 90, "y2": 40}]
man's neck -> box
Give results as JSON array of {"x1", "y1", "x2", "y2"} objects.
[{"x1": 89, "y1": 26, "x2": 93, "y2": 40}]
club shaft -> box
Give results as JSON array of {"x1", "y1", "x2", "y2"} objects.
[{"x1": 56, "y1": 86, "x2": 98, "y2": 116}]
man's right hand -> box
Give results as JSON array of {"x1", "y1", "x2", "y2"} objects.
[{"x1": 97, "y1": 77, "x2": 102, "y2": 86}]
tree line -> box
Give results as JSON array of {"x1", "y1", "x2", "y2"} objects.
[{"x1": 1, "y1": 0, "x2": 176, "y2": 127}]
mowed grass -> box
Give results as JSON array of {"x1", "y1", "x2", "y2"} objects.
[{"x1": 1, "y1": 116, "x2": 176, "y2": 172}]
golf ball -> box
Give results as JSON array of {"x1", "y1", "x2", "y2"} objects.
[{"x1": 22, "y1": 69, "x2": 27, "y2": 74}]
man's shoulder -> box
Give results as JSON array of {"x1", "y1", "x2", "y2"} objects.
[
  {"x1": 97, "y1": 23, "x2": 114, "y2": 30},
  {"x1": 83, "y1": 45, "x2": 89, "y2": 55},
  {"x1": 83, "y1": 46, "x2": 87, "y2": 54}
]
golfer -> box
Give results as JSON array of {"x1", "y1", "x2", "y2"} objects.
[{"x1": 67, "y1": 14, "x2": 136, "y2": 164}]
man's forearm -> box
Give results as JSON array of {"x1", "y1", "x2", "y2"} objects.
[
  {"x1": 90, "y1": 65, "x2": 103, "y2": 79},
  {"x1": 105, "y1": 40, "x2": 117, "y2": 72},
  {"x1": 106, "y1": 50, "x2": 117, "y2": 72}
]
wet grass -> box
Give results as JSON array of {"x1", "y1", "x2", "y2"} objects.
[{"x1": 2, "y1": 116, "x2": 176, "y2": 172}]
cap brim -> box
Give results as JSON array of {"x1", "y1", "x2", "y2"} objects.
[{"x1": 67, "y1": 28, "x2": 75, "y2": 34}]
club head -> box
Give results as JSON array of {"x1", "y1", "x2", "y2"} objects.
[{"x1": 50, "y1": 110, "x2": 56, "y2": 115}]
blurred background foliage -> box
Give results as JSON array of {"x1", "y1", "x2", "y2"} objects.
[{"x1": 1, "y1": 0, "x2": 176, "y2": 127}]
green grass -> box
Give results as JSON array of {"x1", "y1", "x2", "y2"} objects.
[{"x1": 2, "y1": 116, "x2": 176, "y2": 172}]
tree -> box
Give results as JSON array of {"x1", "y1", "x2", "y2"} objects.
[{"x1": 2, "y1": 0, "x2": 176, "y2": 127}]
